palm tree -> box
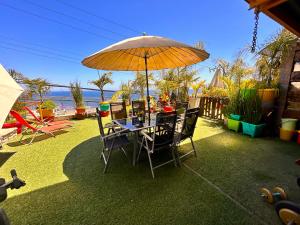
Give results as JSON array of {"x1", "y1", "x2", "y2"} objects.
[
  {"x1": 8, "y1": 69, "x2": 26, "y2": 82},
  {"x1": 192, "y1": 80, "x2": 206, "y2": 97},
  {"x1": 112, "y1": 81, "x2": 134, "y2": 104},
  {"x1": 228, "y1": 57, "x2": 254, "y2": 88},
  {"x1": 155, "y1": 69, "x2": 179, "y2": 97},
  {"x1": 132, "y1": 71, "x2": 153, "y2": 99},
  {"x1": 177, "y1": 66, "x2": 199, "y2": 100},
  {"x1": 256, "y1": 29, "x2": 296, "y2": 87},
  {"x1": 23, "y1": 78, "x2": 51, "y2": 102},
  {"x1": 89, "y1": 71, "x2": 113, "y2": 101}
]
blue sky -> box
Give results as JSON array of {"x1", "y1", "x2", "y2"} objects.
[{"x1": 0, "y1": 0, "x2": 281, "y2": 90}]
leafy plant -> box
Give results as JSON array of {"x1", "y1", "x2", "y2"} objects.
[
  {"x1": 111, "y1": 81, "x2": 134, "y2": 104},
  {"x1": 23, "y1": 78, "x2": 51, "y2": 102},
  {"x1": 255, "y1": 29, "x2": 296, "y2": 87},
  {"x1": 40, "y1": 100, "x2": 56, "y2": 110},
  {"x1": 89, "y1": 71, "x2": 113, "y2": 102},
  {"x1": 70, "y1": 81, "x2": 85, "y2": 108},
  {"x1": 241, "y1": 93, "x2": 263, "y2": 124},
  {"x1": 223, "y1": 89, "x2": 242, "y2": 117},
  {"x1": 132, "y1": 71, "x2": 153, "y2": 99},
  {"x1": 192, "y1": 80, "x2": 206, "y2": 97}
]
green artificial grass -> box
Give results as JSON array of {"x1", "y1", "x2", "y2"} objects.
[{"x1": 0, "y1": 117, "x2": 299, "y2": 225}]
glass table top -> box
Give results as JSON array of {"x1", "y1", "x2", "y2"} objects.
[{"x1": 113, "y1": 117, "x2": 156, "y2": 131}]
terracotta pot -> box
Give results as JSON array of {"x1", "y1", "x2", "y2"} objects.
[
  {"x1": 258, "y1": 89, "x2": 279, "y2": 103},
  {"x1": 100, "y1": 111, "x2": 109, "y2": 117},
  {"x1": 76, "y1": 108, "x2": 86, "y2": 115},
  {"x1": 40, "y1": 109, "x2": 54, "y2": 118}
]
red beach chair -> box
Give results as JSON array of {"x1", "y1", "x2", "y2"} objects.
[
  {"x1": 10, "y1": 110, "x2": 71, "y2": 144},
  {"x1": 23, "y1": 106, "x2": 73, "y2": 127}
]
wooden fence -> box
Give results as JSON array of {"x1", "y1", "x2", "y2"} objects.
[{"x1": 199, "y1": 96, "x2": 229, "y2": 120}]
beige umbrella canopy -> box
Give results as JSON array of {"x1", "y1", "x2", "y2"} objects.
[
  {"x1": 82, "y1": 35, "x2": 209, "y2": 121},
  {"x1": 82, "y1": 35, "x2": 209, "y2": 71}
]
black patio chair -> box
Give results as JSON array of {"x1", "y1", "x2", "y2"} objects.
[
  {"x1": 132, "y1": 100, "x2": 146, "y2": 120},
  {"x1": 105, "y1": 101, "x2": 128, "y2": 134},
  {"x1": 110, "y1": 101, "x2": 127, "y2": 120},
  {"x1": 96, "y1": 108, "x2": 130, "y2": 173},
  {"x1": 175, "y1": 107, "x2": 200, "y2": 163},
  {"x1": 175, "y1": 101, "x2": 189, "y2": 110},
  {"x1": 137, "y1": 112, "x2": 178, "y2": 178}
]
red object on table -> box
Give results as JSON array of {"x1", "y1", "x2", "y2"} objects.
[
  {"x1": 2, "y1": 122, "x2": 22, "y2": 134},
  {"x1": 163, "y1": 106, "x2": 173, "y2": 113}
]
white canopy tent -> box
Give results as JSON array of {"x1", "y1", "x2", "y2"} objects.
[
  {"x1": 0, "y1": 64, "x2": 24, "y2": 129},
  {"x1": 209, "y1": 68, "x2": 225, "y2": 89}
]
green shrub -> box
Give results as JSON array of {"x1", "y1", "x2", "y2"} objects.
[
  {"x1": 40, "y1": 100, "x2": 56, "y2": 110},
  {"x1": 241, "y1": 93, "x2": 262, "y2": 124}
]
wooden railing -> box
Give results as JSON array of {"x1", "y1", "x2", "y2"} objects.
[{"x1": 199, "y1": 96, "x2": 229, "y2": 120}]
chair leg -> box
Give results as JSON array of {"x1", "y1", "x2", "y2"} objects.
[
  {"x1": 190, "y1": 137, "x2": 197, "y2": 157},
  {"x1": 146, "y1": 150, "x2": 155, "y2": 179},
  {"x1": 103, "y1": 148, "x2": 113, "y2": 173},
  {"x1": 171, "y1": 146, "x2": 177, "y2": 167},
  {"x1": 120, "y1": 147, "x2": 128, "y2": 159},
  {"x1": 137, "y1": 137, "x2": 144, "y2": 162},
  {"x1": 28, "y1": 132, "x2": 39, "y2": 145}
]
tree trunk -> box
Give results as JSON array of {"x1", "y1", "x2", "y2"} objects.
[
  {"x1": 267, "y1": 68, "x2": 272, "y2": 87},
  {"x1": 100, "y1": 90, "x2": 104, "y2": 102}
]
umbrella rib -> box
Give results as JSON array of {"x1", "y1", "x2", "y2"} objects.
[
  {"x1": 167, "y1": 47, "x2": 190, "y2": 67},
  {"x1": 153, "y1": 47, "x2": 172, "y2": 70},
  {"x1": 101, "y1": 50, "x2": 127, "y2": 70},
  {"x1": 158, "y1": 47, "x2": 183, "y2": 69},
  {"x1": 149, "y1": 48, "x2": 161, "y2": 70},
  {"x1": 93, "y1": 51, "x2": 115, "y2": 69},
  {"x1": 126, "y1": 48, "x2": 138, "y2": 70},
  {"x1": 170, "y1": 47, "x2": 193, "y2": 59},
  {"x1": 111, "y1": 50, "x2": 132, "y2": 70},
  {"x1": 170, "y1": 47, "x2": 198, "y2": 65},
  {"x1": 177, "y1": 47, "x2": 208, "y2": 62}
]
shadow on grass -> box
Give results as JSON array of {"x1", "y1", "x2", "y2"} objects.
[
  {"x1": 7, "y1": 130, "x2": 69, "y2": 147},
  {"x1": 1, "y1": 134, "x2": 264, "y2": 225},
  {"x1": 0, "y1": 152, "x2": 15, "y2": 167},
  {"x1": 178, "y1": 130, "x2": 300, "y2": 225}
]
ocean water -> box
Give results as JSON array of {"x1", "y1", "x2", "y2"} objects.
[{"x1": 45, "y1": 90, "x2": 147, "y2": 109}]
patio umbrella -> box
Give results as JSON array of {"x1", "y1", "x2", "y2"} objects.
[
  {"x1": 82, "y1": 35, "x2": 209, "y2": 121},
  {"x1": 0, "y1": 64, "x2": 24, "y2": 129},
  {"x1": 209, "y1": 68, "x2": 225, "y2": 89}
]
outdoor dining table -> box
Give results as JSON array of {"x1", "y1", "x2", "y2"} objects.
[{"x1": 113, "y1": 116, "x2": 156, "y2": 166}]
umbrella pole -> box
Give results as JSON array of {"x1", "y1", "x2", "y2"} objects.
[{"x1": 144, "y1": 56, "x2": 151, "y2": 125}]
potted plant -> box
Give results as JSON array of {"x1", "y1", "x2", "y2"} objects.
[
  {"x1": 223, "y1": 90, "x2": 242, "y2": 132},
  {"x1": 23, "y1": 78, "x2": 51, "y2": 119},
  {"x1": 70, "y1": 81, "x2": 85, "y2": 118},
  {"x1": 241, "y1": 93, "x2": 266, "y2": 137},
  {"x1": 89, "y1": 71, "x2": 113, "y2": 112},
  {"x1": 255, "y1": 30, "x2": 296, "y2": 105},
  {"x1": 40, "y1": 100, "x2": 56, "y2": 118}
]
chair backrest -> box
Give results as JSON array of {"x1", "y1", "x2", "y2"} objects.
[
  {"x1": 24, "y1": 106, "x2": 41, "y2": 122},
  {"x1": 176, "y1": 101, "x2": 189, "y2": 110},
  {"x1": 110, "y1": 101, "x2": 127, "y2": 120},
  {"x1": 181, "y1": 107, "x2": 200, "y2": 139},
  {"x1": 132, "y1": 100, "x2": 146, "y2": 118},
  {"x1": 95, "y1": 108, "x2": 105, "y2": 138},
  {"x1": 153, "y1": 112, "x2": 177, "y2": 147},
  {"x1": 9, "y1": 110, "x2": 37, "y2": 131}
]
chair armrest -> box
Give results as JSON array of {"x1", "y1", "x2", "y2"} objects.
[
  {"x1": 101, "y1": 128, "x2": 129, "y2": 141},
  {"x1": 140, "y1": 130, "x2": 153, "y2": 142}
]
